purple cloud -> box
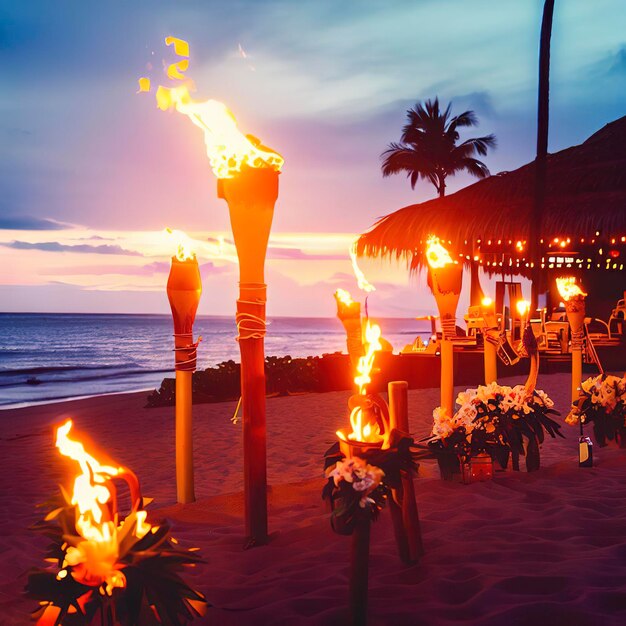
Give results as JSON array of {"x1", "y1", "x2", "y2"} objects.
[{"x1": 2, "y1": 240, "x2": 141, "y2": 256}]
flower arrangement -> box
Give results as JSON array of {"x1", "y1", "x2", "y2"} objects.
[
  {"x1": 322, "y1": 457, "x2": 388, "y2": 534},
  {"x1": 322, "y1": 434, "x2": 417, "y2": 535},
  {"x1": 565, "y1": 374, "x2": 626, "y2": 446},
  {"x1": 428, "y1": 381, "x2": 563, "y2": 476}
]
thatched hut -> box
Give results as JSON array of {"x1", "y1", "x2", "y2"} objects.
[{"x1": 357, "y1": 116, "x2": 626, "y2": 318}]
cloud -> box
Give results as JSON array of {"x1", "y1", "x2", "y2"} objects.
[
  {"x1": 200, "y1": 261, "x2": 231, "y2": 277},
  {"x1": 39, "y1": 261, "x2": 171, "y2": 276},
  {"x1": 267, "y1": 247, "x2": 347, "y2": 261},
  {"x1": 607, "y1": 45, "x2": 626, "y2": 75},
  {"x1": 0, "y1": 214, "x2": 70, "y2": 230},
  {"x1": 2, "y1": 240, "x2": 141, "y2": 255}
]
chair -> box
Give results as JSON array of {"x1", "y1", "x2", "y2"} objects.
[
  {"x1": 545, "y1": 320, "x2": 569, "y2": 353},
  {"x1": 530, "y1": 308, "x2": 548, "y2": 350}
]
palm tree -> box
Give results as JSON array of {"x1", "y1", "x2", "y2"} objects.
[
  {"x1": 530, "y1": 0, "x2": 555, "y2": 309},
  {"x1": 381, "y1": 98, "x2": 496, "y2": 198}
]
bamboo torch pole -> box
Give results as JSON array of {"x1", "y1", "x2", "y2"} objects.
[
  {"x1": 388, "y1": 381, "x2": 424, "y2": 561},
  {"x1": 167, "y1": 253, "x2": 202, "y2": 504},
  {"x1": 481, "y1": 297, "x2": 498, "y2": 384},
  {"x1": 218, "y1": 167, "x2": 279, "y2": 547},
  {"x1": 349, "y1": 514, "x2": 370, "y2": 626},
  {"x1": 426, "y1": 237, "x2": 463, "y2": 416}
]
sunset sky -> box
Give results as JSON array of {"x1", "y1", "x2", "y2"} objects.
[{"x1": 1, "y1": 0, "x2": 625, "y2": 317}]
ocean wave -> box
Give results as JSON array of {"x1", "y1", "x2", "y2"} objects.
[{"x1": 0, "y1": 367, "x2": 172, "y2": 387}]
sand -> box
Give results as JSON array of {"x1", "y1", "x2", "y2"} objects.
[{"x1": 1, "y1": 372, "x2": 626, "y2": 625}]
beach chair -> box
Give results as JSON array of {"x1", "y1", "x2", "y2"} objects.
[
  {"x1": 508, "y1": 282, "x2": 524, "y2": 340},
  {"x1": 545, "y1": 319, "x2": 569, "y2": 353}
]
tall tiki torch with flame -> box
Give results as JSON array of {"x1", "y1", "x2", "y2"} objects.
[
  {"x1": 556, "y1": 277, "x2": 588, "y2": 402},
  {"x1": 156, "y1": 78, "x2": 283, "y2": 546},
  {"x1": 425, "y1": 236, "x2": 463, "y2": 416},
  {"x1": 166, "y1": 230, "x2": 202, "y2": 504}
]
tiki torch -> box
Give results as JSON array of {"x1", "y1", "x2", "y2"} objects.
[
  {"x1": 425, "y1": 236, "x2": 463, "y2": 416},
  {"x1": 218, "y1": 166, "x2": 280, "y2": 547},
  {"x1": 166, "y1": 233, "x2": 202, "y2": 504},
  {"x1": 481, "y1": 297, "x2": 498, "y2": 384},
  {"x1": 556, "y1": 277, "x2": 587, "y2": 402},
  {"x1": 334, "y1": 288, "x2": 364, "y2": 367},
  {"x1": 154, "y1": 77, "x2": 283, "y2": 545}
]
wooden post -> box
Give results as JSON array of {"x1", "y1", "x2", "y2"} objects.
[
  {"x1": 388, "y1": 381, "x2": 424, "y2": 561},
  {"x1": 484, "y1": 340, "x2": 498, "y2": 385},
  {"x1": 218, "y1": 168, "x2": 279, "y2": 547},
  {"x1": 175, "y1": 367, "x2": 195, "y2": 504},
  {"x1": 349, "y1": 515, "x2": 370, "y2": 626},
  {"x1": 440, "y1": 339, "x2": 454, "y2": 417},
  {"x1": 571, "y1": 342, "x2": 583, "y2": 403}
]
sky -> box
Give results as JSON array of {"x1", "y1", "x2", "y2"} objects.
[{"x1": 1, "y1": 0, "x2": 625, "y2": 318}]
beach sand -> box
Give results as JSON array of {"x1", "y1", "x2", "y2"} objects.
[{"x1": 1, "y1": 372, "x2": 626, "y2": 625}]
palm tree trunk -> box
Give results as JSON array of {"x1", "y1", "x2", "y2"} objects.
[{"x1": 530, "y1": 0, "x2": 555, "y2": 310}]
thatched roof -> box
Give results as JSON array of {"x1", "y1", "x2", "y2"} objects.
[{"x1": 357, "y1": 116, "x2": 626, "y2": 270}]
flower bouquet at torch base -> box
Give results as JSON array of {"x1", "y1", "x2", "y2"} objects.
[
  {"x1": 426, "y1": 328, "x2": 563, "y2": 478},
  {"x1": 26, "y1": 420, "x2": 207, "y2": 626},
  {"x1": 565, "y1": 374, "x2": 626, "y2": 447}
]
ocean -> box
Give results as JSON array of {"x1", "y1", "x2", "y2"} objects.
[{"x1": 0, "y1": 313, "x2": 431, "y2": 408}]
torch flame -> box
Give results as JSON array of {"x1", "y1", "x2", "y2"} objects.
[
  {"x1": 426, "y1": 235, "x2": 454, "y2": 268},
  {"x1": 516, "y1": 300, "x2": 530, "y2": 316},
  {"x1": 481, "y1": 297, "x2": 493, "y2": 307},
  {"x1": 349, "y1": 242, "x2": 375, "y2": 293},
  {"x1": 156, "y1": 84, "x2": 283, "y2": 179},
  {"x1": 354, "y1": 320, "x2": 382, "y2": 394},
  {"x1": 346, "y1": 406, "x2": 384, "y2": 444},
  {"x1": 556, "y1": 277, "x2": 587, "y2": 301},
  {"x1": 334, "y1": 288, "x2": 354, "y2": 306},
  {"x1": 335, "y1": 321, "x2": 388, "y2": 445},
  {"x1": 165, "y1": 227, "x2": 196, "y2": 262},
  {"x1": 55, "y1": 420, "x2": 151, "y2": 594}
]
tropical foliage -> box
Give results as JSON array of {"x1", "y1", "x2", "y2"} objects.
[
  {"x1": 428, "y1": 382, "x2": 562, "y2": 474},
  {"x1": 565, "y1": 374, "x2": 626, "y2": 446}
]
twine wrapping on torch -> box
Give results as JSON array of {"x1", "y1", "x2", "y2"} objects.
[
  {"x1": 571, "y1": 328, "x2": 585, "y2": 349},
  {"x1": 173, "y1": 333, "x2": 201, "y2": 371},
  {"x1": 236, "y1": 282, "x2": 268, "y2": 341}
]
